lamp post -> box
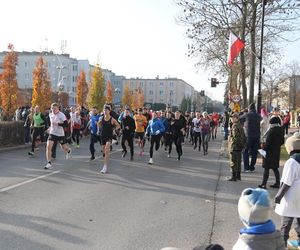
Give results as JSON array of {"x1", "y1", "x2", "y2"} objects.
[{"x1": 257, "y1": 0, "x2": 267, "y2": 114}]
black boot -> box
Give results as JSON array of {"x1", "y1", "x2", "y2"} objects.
[
  {"x1": 227, "y1": 172, "x2": 237, "y2": 181},
  {"x1": 236, "y1": 172, "x2": 241, "y2": 181}
]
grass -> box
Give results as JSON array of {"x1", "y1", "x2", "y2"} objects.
[{"x1": 280, "y1": 145, "x2": 289, "y2": 161}]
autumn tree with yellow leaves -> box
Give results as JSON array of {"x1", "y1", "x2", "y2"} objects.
[
  {"x1": 87, "y1": 64, "x2": 106, "y2": 109},
  {"x1": 31, "y1": 56, "x2": 52, "y2": 111},
  {"x1": 122, "y1": 83, "x2": 132, "y2": 109},
  {"x1": 105, "y1": 80, "x2": 114, "y2": 104},
  {"x1": 0, "y1": 44, "x2": 19, "y2": 120},
  {"x1": 76, "y1": 70, "x2": 88, "y2": 107}
]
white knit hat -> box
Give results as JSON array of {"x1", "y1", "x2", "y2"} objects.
[
  {"x1": 238, "y1": 188, "x2": 271, "y2": 226},
  {"x1": 285, "y1": 132, "x2": 300, "y2": 154}
]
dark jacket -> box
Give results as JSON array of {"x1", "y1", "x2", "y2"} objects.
[
  {"x1": 240, "y1": 110, "x2": 261, "y2": 139},
  {"x1": 121, "y1": 115, "x2": 136, "y2": 136},
  {"x1": 263, "y1": 126, "x2": 284, "y2": 169}
]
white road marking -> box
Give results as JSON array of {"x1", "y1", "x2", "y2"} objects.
[{"x1": 0, "y1": 170, "x2": 61, "y2": 193}]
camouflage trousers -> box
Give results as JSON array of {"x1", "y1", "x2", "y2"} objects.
[{"x1": 229, "y1": 150, "x2": 242, "y2": 173}]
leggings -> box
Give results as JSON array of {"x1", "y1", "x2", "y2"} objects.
[
  {"x1": 165, "y1": 133, "x2": 173, "y2": 154},
  {"x1": 31, "y1": 127, "x2": 45, "y2": 152},
  {"x1": 202, "y1": 133, "x2": 210, "y2": 152},
  {"x1": 194, "y1": 131, "x2": 201, "y2": 148},
  {"x1": 150, "y1": 135, "x2": 161, "y2": 158},
  {"x1": 121, "y1": 134, "x2": 134, "y2": 156},
  {"x1": 72, "y1": 128, "x2": 81, "y2": 145},
  {"x1": 173, "y1": 134, "x2": 183, "y2": 157}
]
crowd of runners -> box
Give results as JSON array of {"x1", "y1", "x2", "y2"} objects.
[{"x1": 23, "y1": 103, "x2": 223, "y2": 173}]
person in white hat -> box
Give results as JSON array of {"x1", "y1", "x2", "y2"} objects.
[{"x1": 275, "y1": 132, "x2": 300, "y2": 248}]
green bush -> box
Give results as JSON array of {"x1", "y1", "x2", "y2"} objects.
[{"x1": 0, "y1": 121, "x2": 25, "y2": 147}]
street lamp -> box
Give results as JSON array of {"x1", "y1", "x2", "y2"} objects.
[{"x1": 256, "y1": 0, "x2": 267, "y2": 114}]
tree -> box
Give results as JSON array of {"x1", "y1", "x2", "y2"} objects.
[
  {"x1": 31, "y1": 56, "x2": 52, "y2": 111},
  {"x1": 122, "y1": 83, "x2": 132, "y2": 109},
  {"x1": 137, "y1": 86, "x2": 145, "y2": 109},
  {"x1": 180, "y1": 96, "x2": 192, "y2": 112},
  {"x1": 177, "y1": 0, "x2": 300, "y2": 107},
  {"x1": 0, "y1": 44, "x2": 19, "y2": 120},
  {"x1": 76, "y1": 70, "x2": 88, "y2": 107},
  {"x1": 105, "y1": 80, "x2": 114, "y2": 104},
  {"x1": 87, "y1": 64, "x2": 106, "y2": 110}
]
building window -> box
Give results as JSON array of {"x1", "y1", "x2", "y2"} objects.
[
  {"x1": 170, "y1": 82, "x2": 174, "y2": 87},
  {"x1": 159, "y1": 90, "x2": 164, "y2": 96},
  {"x1": 72, "y1": 87, "x2": 76, "y2": 92},
  {"x1": 140, "y1": 82, "x2": 144, "y2": 86},
  {"x1": 25, "y1": 73, "x2": 30, "y2": 80},
  {"x1": 150, "y1": 82, "x2": 154, "y2": 87},
  {"x1": 24, "y1": 62, "x2": 28, "y2": 68},
  {"x1": 149, "y1": 90, "x2": 154, "y2": 95},
  {"x1": 160, "y1": 82, "x2": 164, "y2": 86}
]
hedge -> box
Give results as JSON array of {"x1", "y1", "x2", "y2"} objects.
[{"x1": 0, "y1": 121, "x2": 25, "y2": 147}]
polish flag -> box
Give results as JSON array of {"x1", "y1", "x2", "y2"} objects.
[{"x1": 227, "y1": 32, "x2": 245, "y2": 66}]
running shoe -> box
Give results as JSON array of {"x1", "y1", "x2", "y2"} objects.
[
  {"x1": 66, "y1": 149, "x2": 72, "y2": 159},
  {"x1": 148, "y1": 158, "x2": 154, "y2": 165},
  {"x1": 122, "y1": 151, "x2": 127, "y2": 158},
  {"x1": 76, "y1": 144, "x2": 80, "y2": 149},
  {"x1": 287, "y1": 240, "x2": 300, "y2": 249},
  {"x1": 167, "y1": 154, "x2": 170, "y2": 158},
  {"x1": 100, "y1": 165, "x2": 107, "y2": 174},
  {"x1": 89, "y1": 156, "x2": 95, "y2": 161},
  {"x1": 28, "y1": 151, "x2": 35, "y2": 156},
  {"x1": 44, "y1": 163, "x2": 52, "y2": 169}
]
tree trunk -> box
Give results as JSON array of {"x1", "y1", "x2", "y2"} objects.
[
  {"x1": 249, "y1": 2, "x2": 257, "y2": 105},
  {"x1": 240, "y1": 0, "x2": 248, "y2": 108}
]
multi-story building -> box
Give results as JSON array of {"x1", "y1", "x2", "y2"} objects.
[
  {"x1": 0, "y1": 51, "x2": 90, "y2": 106},
  {"x1": 124, "y1": 77, "x2": 194, "y2": 107},
  {"x1": 0, "y1": 50, "x2": 195, "y2": 109}
]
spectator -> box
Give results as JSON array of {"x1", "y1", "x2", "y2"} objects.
[
  {"x1": 282, "y1": 111, "x2": 290, "y2": 135},
  {"x1": 240, "y1": 103, "x2": 261, "y2": 172},
  {"x1": 233, "y1": 188, "x2": 285, "y2": 250},
  {"x1": 260, "y1": 107, "x2": 269, "y2": 144},
  {"x1": 228, "y1": 112, "x2": 246, "y2": 181},
  {"x1": 258, "y1": 116, "x2": 284, "y2": 189},
  {"x1": 223, "y1": 111, "x2": 230, "y2": 140},
  {"x1": 275, "y1": 132, "x2": 300, "y2": 248}
]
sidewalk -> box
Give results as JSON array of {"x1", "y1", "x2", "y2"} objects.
[{"x1": 214, "y1": 138, "x2": 296, "y2": 249}]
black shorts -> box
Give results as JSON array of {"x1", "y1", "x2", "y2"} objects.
[
  {"x1": 135, "y1": 132, "x2": 145, "y2": 140},
  {"x1": 48, "y1": 134, "x2": 66, "y2": 145},
  {"x1": 102, "y1": 136, "x2": 112, "y2": 145}
]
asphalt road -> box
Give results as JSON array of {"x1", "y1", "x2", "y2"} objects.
[{"x1": 0, "y1": 134, "x2": 283, "y2": 250}]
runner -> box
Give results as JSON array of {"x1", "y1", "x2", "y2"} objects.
[
  {"x1": 71, "y1": 110, "x2": 82, "y2": 148},
  {"x1": 192, "y1": 111, "x2": 202, "y2": 151},
  {"x1": 163, "y1": 112, "x2": 173, "y2": 157},
  {"x1": 120, "y1": 108, "x2": 136, "y2": 161},
  {"x1": 211, "y1": 112, "x2": 219, "y2": 139},
  {"x1": 134, "y1": 108, "x2": 148, "y2": 156},
  {"x1": 97, "y1": 105, "x2": 120, "y2": 173},
  {"x1": 28, "y1": 105, "x2": 46, "y2": 156},
  {"x1": 201, "y1": 111, "x2": 211, "y2": 155},
  {"x1": 88, "y1": 107, "x2": 101, "y2": 161},
  {"x1": 171, "y1": 111, "x2": 186, "y2": 161},
  {"x1": 146, "y1": 111, "x2": 165, "y2": 165},
  {"x1": 44, "y1": 103, "x2": 72, "y2": 169}
]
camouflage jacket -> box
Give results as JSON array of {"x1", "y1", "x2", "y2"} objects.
[{"x1": 229, "y1": 121, "x2": 246, "y2": 151}]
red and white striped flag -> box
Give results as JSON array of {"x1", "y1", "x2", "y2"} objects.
[{"x1": 227, "y1": 32, "x2": 245, "y2": 66}]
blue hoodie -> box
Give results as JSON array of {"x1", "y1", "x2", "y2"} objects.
[
  {"x1": 146, "y1": 118, "x2": 165, "y2": 136},
  {"x1": 90, "y1": 114, "x2": 100, "y2": 135}
]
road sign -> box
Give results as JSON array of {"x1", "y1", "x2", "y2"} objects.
[
  {"x1": 233, "y1": 103, "x2": 241, "y2": 113},
  {"x1": 232, "y1": 95, "x2": 241, "y2": 103}
]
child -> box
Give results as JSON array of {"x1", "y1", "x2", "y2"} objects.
[
  {"x1": 233, "y1": 188, "x2": 285, "y2": 250},
  {"x1": 275, "y1": 132, "x2": 300, "y2": 249}
]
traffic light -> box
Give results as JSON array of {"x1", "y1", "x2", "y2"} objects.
[
  {"x1": 211, "y1": 78, "x2": 219, "y2": 87},
  {"x1": 200, "y1": 90, "x2": 205, "y2": 96}
]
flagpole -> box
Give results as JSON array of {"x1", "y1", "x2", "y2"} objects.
[{"x1": 257, "y1": 0, "x2": 266, "y2": 114}]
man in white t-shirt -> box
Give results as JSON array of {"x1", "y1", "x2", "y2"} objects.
[
  {"x1": 275, "y1": 132, "x2": 300, "y2": 248},
  {"x1": 192, "y1": 112, "x2": 202, "y2": 151},
  {"x1": 44, "y1": 103, "x2": 72, "y2": 169}
]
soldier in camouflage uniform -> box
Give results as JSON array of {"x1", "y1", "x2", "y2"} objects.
[{"x1": 228, "y1": 113, "x2": 246, "y2": 181}]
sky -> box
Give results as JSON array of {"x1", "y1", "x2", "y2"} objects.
[{"x1": 0, "y1": 0, "x2": 299, "y2": 102}]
